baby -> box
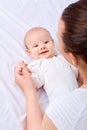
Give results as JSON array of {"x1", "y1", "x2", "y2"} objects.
[
  {"x1": 17, "y1": 27, "x2": 79, "y2": 103},
  {"x1": 24, "y1": 27, "x2": 56, "y2": 59}
]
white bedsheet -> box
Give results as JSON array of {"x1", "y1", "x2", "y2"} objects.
[{"x1": 0, "y1": 0, "x2": 77, "y2": 130}]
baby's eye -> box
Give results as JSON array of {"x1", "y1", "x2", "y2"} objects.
[
  {"x1": 44, "y1": 41, "x2": 49, "y2": 44},
  {"x1": 34, "y1": 44, "x2": 38, "y2": 47}
]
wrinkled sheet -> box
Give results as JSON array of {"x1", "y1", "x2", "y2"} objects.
[{"x1": 0, "y1": 0, "x2": 77, "y2": 130}]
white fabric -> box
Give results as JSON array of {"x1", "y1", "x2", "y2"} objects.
[
  {"x1": 0, "y1": 0, "x2": 78, "y2": 130},
  {"x1": 28, "y1": 55, "x2": 78, "y2": 102},
  {"x1": 46, "y1": 88, "x2": 87, "y2": 130}
]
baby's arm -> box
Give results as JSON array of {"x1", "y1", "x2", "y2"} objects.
[{"x1": 28, "y1": 60, "x2": 45, "y2": 89}]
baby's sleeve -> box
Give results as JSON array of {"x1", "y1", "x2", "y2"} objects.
[{"x1": 27, "y1": 60, "x2": 45, "y2": 89}]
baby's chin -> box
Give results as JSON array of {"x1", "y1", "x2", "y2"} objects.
[
  {"x1": 40, "y1": 54, "x2": 49, "y2": 59},
  {"x1": 33, "y1": 53, "x2": 55, "y2": 59},
  {"x1": 40, "y1": 55, "x2": 54, "y2": 59},
  {"x1": 39, "y1": 50, "x2": 55, "y2": 59}
]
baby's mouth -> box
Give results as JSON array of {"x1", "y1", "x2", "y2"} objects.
[{"x1": 39, "y1": 50, "x2": 49, "y2": 55}]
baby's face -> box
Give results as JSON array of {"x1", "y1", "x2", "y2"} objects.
[{"x1": 26, "y1": 30, "x2": 55, "y2": 59}]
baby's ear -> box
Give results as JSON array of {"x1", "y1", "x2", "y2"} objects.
[{"x1": 26, "y1": 49, "x2": 31, "y2": 56}]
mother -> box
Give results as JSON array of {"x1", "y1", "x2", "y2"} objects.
[{"x1": 15, "y1": 0, "x2": 87, "y2": 130}]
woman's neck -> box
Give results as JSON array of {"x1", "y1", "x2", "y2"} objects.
[{"x1": 79, "y1": 66, "x2": 87, "y2": 88}]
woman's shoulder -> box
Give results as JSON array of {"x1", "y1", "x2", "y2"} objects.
[
  {"x1": 46, "y1": 88, "x2": 87, "y2": 130},
  {"x1": 47, "y1": 88, "x2": 87, "y2": 109}
]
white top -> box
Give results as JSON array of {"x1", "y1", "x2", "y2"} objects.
[
  {"x1": 46, "y1": 88, "x2": 87, "y2": 130},
  {"x1": 28, "y1": 55, "x2": 78, "y2": 102}
]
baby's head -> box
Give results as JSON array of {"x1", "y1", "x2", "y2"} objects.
[{"x1": 24, "y1": 27, "x2": 55, "y2": 59}]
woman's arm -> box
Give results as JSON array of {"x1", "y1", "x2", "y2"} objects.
[
  {"x1": 40, "y1": 114, "x2": 57, "y2": 130},
  {"x1": 14, "y1": 62, "x2": 57, "y2": 130},
  {"x1": 25, "y1": 89, "x2": 43, "y2": 130},
  {"x1": 14, "y1": 65, "x2": 43, "y2": 130}
]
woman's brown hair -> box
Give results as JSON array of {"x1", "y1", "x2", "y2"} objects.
[{"x1": 61, "y1": 0, "x2": 87, "y2": 63}]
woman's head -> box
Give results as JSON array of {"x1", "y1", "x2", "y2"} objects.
[{"x1": 58, "y1": 0, "x2": 87, "y2": 65}]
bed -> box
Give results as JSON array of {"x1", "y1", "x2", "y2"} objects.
[{"x1": 0, "y1": 0, "x2": 77, "y2": 130}]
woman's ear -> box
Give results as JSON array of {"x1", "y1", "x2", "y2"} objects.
[
  {"x1": 68, "y1": 52, "x2": 78, "y2": 67},
  {"x1": 26, "y1": 49, "x2": 31, "y2": 56}
]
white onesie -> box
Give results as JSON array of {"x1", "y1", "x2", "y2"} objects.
[{"x1": 28, "y1": 55, "x2": 78, "y2": 102}]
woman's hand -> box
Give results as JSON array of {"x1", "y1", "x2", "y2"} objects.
[
  {"x1": 14, "y1": 61, "x2": 36, "y2": 95},
  {"x1": 16, "y1": 61, "x2": 31, "y2": 75}
]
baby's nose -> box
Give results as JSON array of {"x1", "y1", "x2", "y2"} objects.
[
  {"x1": 40, "y1": 44, "x2": 46, "y2": 49},
  {"x1": 41, "y1": 46, "x2": 46, "y2": 50}
]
